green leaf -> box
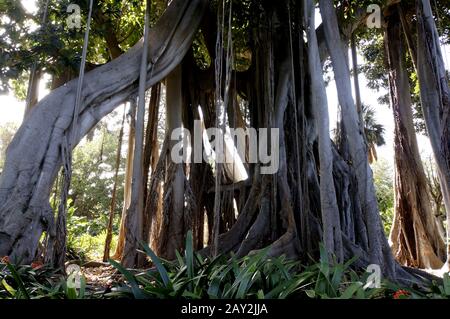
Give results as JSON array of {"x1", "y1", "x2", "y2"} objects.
[
  {"x1": 79, "y1": 276, "x2": 86, "y2": 299},
  {"x1": 340, "y1": 282, "x2": 363, "y2": 299},
  {"x1": 305, "y1": 289, "x2": 316, "y2": 298},
  {"x1": 175, "y1": 250, "x2": 185, "y2": 267},
  {"x1": 343, "y1": 255, "x2": 358, "y2": 270},
  {"x1": 443, "y1": 273, "x2": 450, "y2": 296},
  {"x1": 66, "y1": 285, "x2": 78, "y2": 299},
  {"x1": 257, "y1": 289, "x2": 265, "y2": 299},
  {"x1": 318, "y1": 244, "x2": 330, "y2": 277},
  {"x1": 109, "y1": 259, "x2": 146, "y2": 299},
  {"x1": 140, "y1": 241, "x2": 170, "y2": 287},
  {"x1": 1, "y1": 279, "x2": 16, "y2": 297},
  {"x1": 6, "y1": 263, "x2": 30, "y2": 299},
  {"x1": 331, "y1": 264, "x2": 344, "y2": 290}
]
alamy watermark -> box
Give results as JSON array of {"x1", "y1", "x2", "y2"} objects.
[
  {"x1": 66, "y1": 263, "x2": 82, "y2": 289},
  {"x1": 364, "y1": 264, "x2": 381, "y2": 289},
  {"x1": 170, "y1": 121, "x2": 280, "y2": 175},
  {"x1": 66, "y1": 4, "x2": 81, "y2": 30},
  {"x1": 366, "y1": 4, "x2": 382, "y2": 29}
]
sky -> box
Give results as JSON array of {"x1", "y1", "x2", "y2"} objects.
[{"x1": 1, "y1": 1, "x2": 449, "y2": 165}]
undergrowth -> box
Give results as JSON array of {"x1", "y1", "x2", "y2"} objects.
[{"x1": 1, "y1": 232, "x2": 449, "y2": 299}]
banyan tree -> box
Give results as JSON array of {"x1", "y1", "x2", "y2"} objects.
[{"x1": 0, "y1": 0, "x2": 449, "y2": 285}]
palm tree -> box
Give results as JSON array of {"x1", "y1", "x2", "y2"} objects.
[
  {"x1": 332, "y1": 103, "x2": 385, "y2": 164},
  {"x1": 361, "y1": 104, "x2": 385, "y2": 163}
]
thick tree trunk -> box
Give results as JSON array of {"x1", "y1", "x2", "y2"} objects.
[
  {"x1": 0, "y1": 0, "x2": 208, "y2": 263},
  {"x1": 318, "y1": 0, "x2": 396, "y2": 274},
  {"x1": 415, "y1": 0, "x2": 450, "y2": 267},
  {"x1": 385, "y1": 11, "x2": 446, "y2": 269},
  {"x1": 157, "y1": 65, "x2": 187, "y2": 260},
  {"x1": 305, "y1": 0, "x2": 343, "y2": 262}
]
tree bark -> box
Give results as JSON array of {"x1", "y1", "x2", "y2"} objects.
[
  {"x1": 157, "y1": 65, "x2": 187, "y2": 260},
  {"x1": 318, "y1": 0, "x2": 395, "y2": 274},
  {"x1": 0, "y1": 0, "x2": 208, "y2": 263},
  {"x1": 24, "y1": 68, "x2": 41, "y2": 117},
  {"x1": 385, "y1": 11, "x2": 446, "y2": 269},
  {"x1": 103, "y1": 106, "x2": 126, "y2": 262},
  {"x1": 121, "y1": 0, "x2": 152, "y2": 268},
  {"x1": 112, "y1": 102, "x2": 136, "y2": 260},
  {"x1": 305, "y1": 0, "x2": 343, "y2": 262},
  {"x1": 415, "y1": 0, "x2": 450, "y2": 267},
  {"x1": 142, "y1": 84, "x2": 161, "y2": 245}
]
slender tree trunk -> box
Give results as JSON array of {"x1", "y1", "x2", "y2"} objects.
[
  {"x1": 142, "y1": 83, "x2": 161, "y2": 245},
  {"x1": 103, "y1": 106, "x2": 126, "y2": 262},
  {"x1": 351, "y1": 34, "x2": 362, "y2": 117},
  {"x1": 121, "y1": 0, "x2": 152, "y2": 268},
  {"x1": 385, "y1": 11, "x2": 446, "y2": 269},
  {"x1": 24, "y1": 69, "x2": 41, "y2": 117},
  {"x1": 112, "y1": 102, "x2": 136, "y2": 260},
  {"x1": 93, "y1": 9, "x2": 124, "y2": 61}
]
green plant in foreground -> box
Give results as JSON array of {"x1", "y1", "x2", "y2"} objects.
[
  {"x1": 108, "y1": 233, "x2": 392, "y2": 299},
  {"x1": 0, "y1": 260, "x2": 88, "y2": 299},
  {"x1": 384, "y1": 272, "x2": 450, "y2": 299},
  {"x1": 2, "y1": 237, "x2": 449, "y2": 299}
]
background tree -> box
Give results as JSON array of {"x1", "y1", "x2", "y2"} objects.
[
  {"x1": 361, "y1": 104, "x2": 386, "y2": 164},
  {"x1": 0, "y1": 123, "x2": 18, "y2": 171},
  {"x1": 372, "y1": 159, "x2": 394, "y2": 236},
  {"x1": 385, "y1": 6, "x2": 445, "y2": 269}
]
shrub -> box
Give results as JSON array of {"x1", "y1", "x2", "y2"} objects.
[{"x1": 0, "y1": 261, "x2": 87, "y2": 299}]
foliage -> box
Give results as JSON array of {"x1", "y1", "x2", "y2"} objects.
[
  {"x1": 362, "y1": 104, "x2": 385, "y2": 148},
  {"x1": 372, "y1": 159, "x2": 394, "y2": 235},
  {"x1": 65, "y1": 199, "x2": 118, "y2": 262},
  {"x1": 48, "y1": 114, "x2": 126, "y2": 263},
  {"x1": 0, "y1": 0, "x2": 30, "y2": 95},
  {"x1": 0, "y1": 122, "x2": 18, "y2": 171},
  {"x1": 46, "y1": 113, "x2": 126, "y2": 262},
  {"x1": 1, "y1": 0, "x2": 167, "y2": 98},
  {"x1": 2, "y1": 244, "x2": 450, "y2": 299},
  {"x1": 69, "y1": 123, "x2": 125, "y2": 222},
  {"x1": 383, "y1": 272, "x2": 450, "y2": 299},
  {"x1": 0, "y1": 260, "x2": 88, "y2": 299},
  {"x1": 109, "y1": 232, "x2": 391, "y2": 299}
]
